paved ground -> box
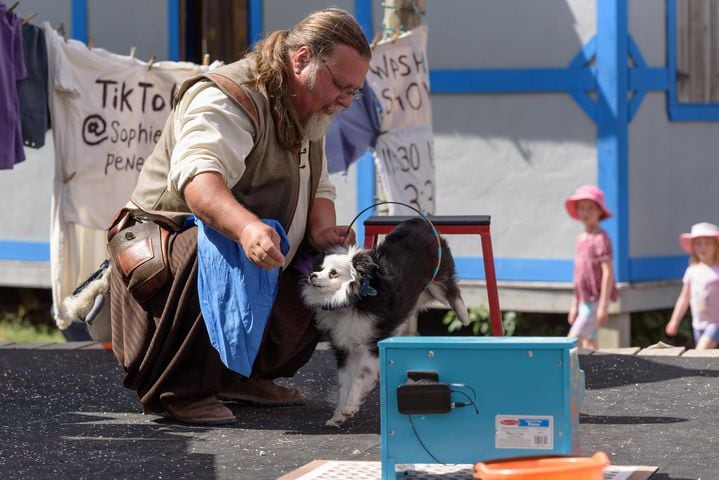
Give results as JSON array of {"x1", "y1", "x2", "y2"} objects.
[{"x1": 0, "y1": 342, "x2": 717, "y2": 479}]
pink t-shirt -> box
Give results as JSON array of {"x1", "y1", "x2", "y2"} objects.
[
  {"x1": 682, "y1": 263, "x2": 719, "y2": 330},
  {"x1": 573, "y1": 229, "x2": 618, "y2": 302}
]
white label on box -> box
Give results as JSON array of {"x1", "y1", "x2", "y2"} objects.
[{"x1": 495, "y1": 415, "x2": 554, "y2": 450}]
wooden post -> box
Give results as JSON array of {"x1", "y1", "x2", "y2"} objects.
[{"x1": 381, "y1": 0, "x2": 425, "y2": 36}]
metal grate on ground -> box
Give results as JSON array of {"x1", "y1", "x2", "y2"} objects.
[
  {"x1": 279, "y1": 461, "x2": 474, "y2": 480},
  {"x1": 279, "y1": 461, "x2": 657, "y2": 480}
]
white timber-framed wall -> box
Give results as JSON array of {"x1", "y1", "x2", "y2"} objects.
[{"x1": 2, "y1": 0, "x2": 719, "y2": 346}]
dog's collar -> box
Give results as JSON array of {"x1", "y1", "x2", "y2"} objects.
[{"x1": 320, "y1": 277, "x2": 377, "y2": 311}]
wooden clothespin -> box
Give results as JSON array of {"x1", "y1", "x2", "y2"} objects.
[
  {"x1": 202, "y1": 53, "x2": 210, "y2": 67},
  {"x1": 8, "y1": 2, "x2": 20, "y2": 14},
  {"x1": 130, "y1": 46, "x2": 137, "y2": 59},
  {"x1": 147, "y1": 55, "x2": 156, "y2": 71},
  {"x1": 370, "y1": 32, "x2": 382, "y2": 49},
  {"x1": 21, "y1": 12, "x2": 38, "y2": 25},
  {"x1": 87, "y1": 36, "x2": 96, "y2": 50},
  {"x1": 390, "y1": 31, "x2": 401, "y2": 44},
  {"x1": 58, "y1": 22, "x2": 68, "y2": 42}
]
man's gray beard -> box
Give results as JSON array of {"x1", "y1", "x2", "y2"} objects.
[{"x1": 303, "y1": 112, "x2": 334, "y2": 142}]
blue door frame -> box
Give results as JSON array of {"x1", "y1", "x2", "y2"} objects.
[{"x1": 1, "y1": 0, "x2": 703, "y2": 286}]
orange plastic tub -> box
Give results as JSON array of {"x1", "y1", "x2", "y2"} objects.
[{"x1": 474, "y1": 452, "x2": 609, "y2": 480}]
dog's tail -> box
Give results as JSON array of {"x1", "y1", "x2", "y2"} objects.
[
  {"x1": 449, "y1": 294, "x2": 470, "y2": 326},
  {"x1": 55, "y1": 259, "x2": 112, "y2": 330}
]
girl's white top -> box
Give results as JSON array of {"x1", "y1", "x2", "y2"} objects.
[{"x1": 683, "y1": 263, "x2": 719, "y2": 330}]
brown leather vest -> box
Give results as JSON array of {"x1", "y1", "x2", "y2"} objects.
[{"x1": 129, "y1": 59, "x2": 323, "y2": 232}]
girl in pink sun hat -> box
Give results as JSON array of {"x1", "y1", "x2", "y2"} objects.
[
  {"x1": 665, "y1": 222, "x2": 719, "y2": 349},
  {"x1": 564, "y1": 184, "x2": 612, "y2": 220},
  {"x1": 565, "y1": 184, "x2": 618, "y2": 349}
]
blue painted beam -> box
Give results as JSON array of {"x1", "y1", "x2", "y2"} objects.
[
  {"x1": 596, "y1": 0, "x2": 630, "y2": 282},
  {"x1": 455, "y1": 257, "x2": 574, "y2": 283},
  {"x1": 667, "y1": 105, "x2": 719, "y2": 121},
  {"x1": 570, "y1": 91, "x2": 598, "y2": 122},
  {"x1": 354, "y1": 0, "x2": 373, "y2": 39},
  {"x1": 629, "y1": 68, "x2": 670, "y2": 91},
  {"x1": 628, "y1": 255, "x2": 687, "y2": 282},
  {"x1": 248, "y1": 0, "x2": 263, "y2": 47},
  {"x1": 430, "y1": 68, "x2": 595, "y2": 94},
  {"x1": 70, "y1": 0, "x2": 87, "y2": 42},
  {"x1": 627, "y1": 36, "x2": 648, "y2": 121},
  {"x1": 354, "y1": 0, "x2": 376, "y2": 244},
  {"x1": 355, "y1": 153, "x2": 377, "y2": 244},
  {"x1": 456, "y1": 255, "x2": 687, "y2": 283},
  {"x1": 567, "y1": 38, "x2": 599, "y2": 121},
  {"x1": 569, "y1": 37, "x2": 597, "y2": 68},
  {"x1": 167, "y1": 0, "x2": 180, "y2": 61},
  {"x1": 628, "y1": 67, "x2": 670, "y2": 120},
  {"x1": 0, "y1": 241, "x2": 50, "y2": 262}
]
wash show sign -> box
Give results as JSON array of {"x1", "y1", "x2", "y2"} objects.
[{"x1": 367, "y1": 26, "x2": 435, "y2": 215}]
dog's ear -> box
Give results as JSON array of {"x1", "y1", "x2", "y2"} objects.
[
  {"x1": 351, "y1": 249, "x2": 378, "y2": 280},
  {"x1": 311, "y1": 250, "x2": 326, "y2": 271}
]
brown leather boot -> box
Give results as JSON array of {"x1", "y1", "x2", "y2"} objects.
[
  {"x1": 165, "y1": 396, "x2": 237, "y2": 425},
  {"x1": 217, "y1": 378, "x2": 304, "y2": 406}
]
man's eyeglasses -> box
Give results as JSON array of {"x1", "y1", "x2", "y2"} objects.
[{"x1": 322, "y1": 60, "x2": 363, "y2": 100}]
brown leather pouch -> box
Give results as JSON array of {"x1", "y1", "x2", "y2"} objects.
[{"x1": 108, "y1": 210, "x2": 172, "y2": 304}]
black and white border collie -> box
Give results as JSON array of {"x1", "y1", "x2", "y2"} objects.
[{"x1": 301, "y1": 218, "x2": 469, "y2": 427}]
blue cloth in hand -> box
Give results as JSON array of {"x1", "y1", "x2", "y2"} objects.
[{"x1": 194, "y1": 217, "x2": 289, "y2": 376}]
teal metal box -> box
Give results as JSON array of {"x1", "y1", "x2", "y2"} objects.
[{"x1": 379, "y1": 337, "x2": 584, "y2": 479}]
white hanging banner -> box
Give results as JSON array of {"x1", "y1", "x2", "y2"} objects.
[
  {"x1": 367, "y1": 25, "x2": 435, "y2": 214},
  {"x1": 374, "y1": 125, "x2": 435, "y2": 215},
  {"x1": 367, "y1": 25, "x2": 431, "y2": 131},
  {"x1": 45, "y1": 23, "x2": 215, "y2": 230}
]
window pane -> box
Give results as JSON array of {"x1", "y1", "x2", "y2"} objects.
[{"x1": 675, "y1": 0, "x2": 719, "y2": 103}]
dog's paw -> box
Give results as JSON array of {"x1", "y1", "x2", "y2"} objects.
[
  {"x1": 325, "y1": 416, "x2": 346, "y2": 428},
  {"x1": 54, "y1": 314, "x2": 73, "y2": 331},
  {"x1": 341, "y1": 405, "x2": 359, "y2": 418}
]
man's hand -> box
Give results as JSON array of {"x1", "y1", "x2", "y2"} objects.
[
  {"x1": 239, "y1": 221, "x2": 285, "y2": 269},
  {"x1": 311, "y1": 225, "x2": 356, "y2": 251}
]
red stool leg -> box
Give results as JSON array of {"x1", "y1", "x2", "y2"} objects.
[{"x1": 480, "y1": 231, "x2": 503, "y2": 336}]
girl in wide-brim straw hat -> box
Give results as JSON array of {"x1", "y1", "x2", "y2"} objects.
[
  {"x1": 666, "y1": 222, "x2": 719, "y2": 350},
  {"x1": 679, "y1": 222, "x2": 719, "y2": 256}
]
